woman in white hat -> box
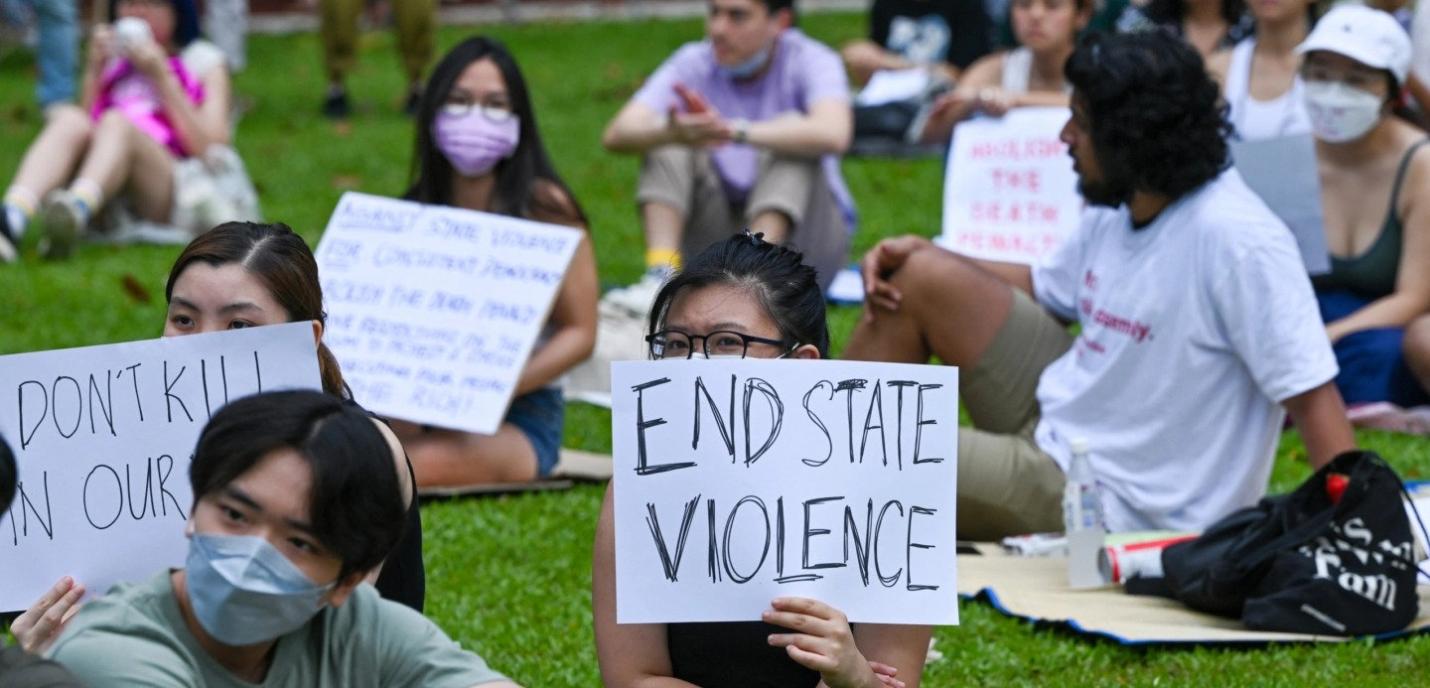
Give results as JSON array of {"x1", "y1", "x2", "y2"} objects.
[{"x1": 1303, "y1": 4, "x2": 1430, "y2": 408}]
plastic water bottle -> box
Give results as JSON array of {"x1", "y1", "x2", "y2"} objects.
[
  {"x1": 1063, "y1": 437, "x2": 1105, "y2": 532},
  {"x1": 1063, "y1": 437, "x2": 1107, "y2": 588}
]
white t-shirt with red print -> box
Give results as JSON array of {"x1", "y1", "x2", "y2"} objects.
[{"x1": 1031, "y1": 169, "x2": 1337, "y2": 533}]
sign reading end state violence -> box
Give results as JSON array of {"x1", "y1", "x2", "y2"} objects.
[
  {"x1": 611, "y1": 360, "x2": 959, "y2": 626},
  {"x1": 940, "y1": 107, "x2": 1083, "y2": 264},
  {"x1": 315, "y1": 192, "x2": 582, "y2": 436},
  {"x1": 0, "y1": 323, "x2": 321, "y2": 611}
]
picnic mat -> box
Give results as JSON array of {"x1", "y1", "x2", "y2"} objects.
[{"x1": 957, "y1": 546, "x2": 1430, "y2": 645}]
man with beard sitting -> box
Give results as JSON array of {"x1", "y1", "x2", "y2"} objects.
[{"x1": 843, "y1": 31, "x2": 1356, "y2": 541}]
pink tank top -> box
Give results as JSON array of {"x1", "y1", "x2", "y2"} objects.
[{"x1": 92, "y1": 57, "x2": 205, "y2": 157}]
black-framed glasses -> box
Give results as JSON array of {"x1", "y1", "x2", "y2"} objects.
[{"x1": 646, "y1": 329, "x2": 790, "y2": 360}]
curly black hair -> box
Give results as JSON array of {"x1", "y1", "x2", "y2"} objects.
[{"x1": 1064, "y1": 31, "x2": 1232, "y2": 201}]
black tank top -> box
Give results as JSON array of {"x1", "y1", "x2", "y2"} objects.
[{"x1": 667, "y1": 621, "x2": 821, "y2": 688}]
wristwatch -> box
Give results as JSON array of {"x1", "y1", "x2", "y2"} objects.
[{"x1": 732, "y1": 119, "x2": 750, "y2": 144}]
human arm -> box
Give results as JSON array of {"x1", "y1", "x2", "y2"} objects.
[
  {"x1": 127, "y1": 38, "x2": 232, "y2": 154},
  {"x1": 1205, "y1": 48, "x2": 1232, "y2": 90},
  {"x1": 515, "y1": 227, "x2": 598, "y2": 396},
  {"x1": 1324, "y1": 149, "x2": 1430, "y2": 342},
  {"x1": 10, "y1": 577, "x2": 86, "y2": 655},
  {"x1": 603, "y1": 90, "x2": 850, "y2": 158},
  {"x1": 79, "y1": 25, "x2": 115, "y2": 111},
  {"x1": 861, "y1": 235, "x2": 1033, "y2": 311},
  {"x1": 1407, "y1": 74, "x2": 1430, "y2": 118},
  {"x1": 1282, "y1": 381, "x2": 1355, "y2": 470},
  {"x1": 593, "y1": 484, "x2": 700, "y2": 688},
  {"x1": 764, "y1": 598, "x2": 929, "y2": 688}
]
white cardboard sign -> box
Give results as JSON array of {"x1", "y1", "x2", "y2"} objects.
[
  {"x1": 611, "y1": 360, "x2": 960, "y2": 625},
  {"x1": 0, "y1": 323, "x2": 322, "y2": 611},
  {"x1": 939, "y1": 107, "x2": 1083, "y2": 264},
  {"x1": 314, "y1": 192, "x2": 582, "y2": 435}
]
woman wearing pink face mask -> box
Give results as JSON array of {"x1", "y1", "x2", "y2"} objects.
[{"x1": 393, "y1": 36, "x2": 598, "y2": 489}]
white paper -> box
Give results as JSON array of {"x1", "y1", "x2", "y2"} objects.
[
  {"x1": 1230, "y1": 135, "x2": 1332, "y2": 275},
  {"x1": 939, "y1": 107, "x2": 1083, "y2": 265},
  {"x1": 315, "y1": 192, "x2": 582, "y2": 435},
  {"x1": 855, "y1": 68, "x2": 930, "y2": 106},
  {"x1": 611, "y1": 359, "x2": 960, "y2": 625},
  {"x1": 825, "y1": 266, "x2": 865, "y2": 304},
  {"x1": 0, "y1": 323, "x2": 322, "y2": 611}
]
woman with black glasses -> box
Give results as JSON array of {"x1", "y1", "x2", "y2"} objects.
[
  {"x1": 593, "y1": 232, "x2": 931, "y2": 688},
  {"x1": 390, "y1": 36, "x2": 599, "y2": 489}
]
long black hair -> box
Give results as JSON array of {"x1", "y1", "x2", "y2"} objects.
[
  {"x1": 406, "y1": 36, "x2": 587, "y2": 225},
  {"x1": 648, "y1": 232, "x2": 830, "y2": 357},
  {"x1": 1142, "y1": 0, "x2": 1246, "y2": 29}
]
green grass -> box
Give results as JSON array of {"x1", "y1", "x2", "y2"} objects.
[{"x1": 4, "y1": 11, "x2": 1430, "y2": 686}]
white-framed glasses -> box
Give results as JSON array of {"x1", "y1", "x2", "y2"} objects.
[{"x1": 441, "y1": 101, "x2": 515, "y2": 123}]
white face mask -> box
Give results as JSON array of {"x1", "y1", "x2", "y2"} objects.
[{"x1": 1303, "y1": 80, "x2": 1383, "y2": 143}]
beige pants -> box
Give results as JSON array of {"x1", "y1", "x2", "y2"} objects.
[
  {"x1": 956, "y1": 289, "x2": 1075, "y2": 541},
  {"x1": 636, "y1": 145, "x2": 850, "y2": 290}
]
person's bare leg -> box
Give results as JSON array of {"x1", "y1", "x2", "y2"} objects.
[
  {"x1": 1404, "y1": 315, "x2": 1430, "y2": 396},
  {"x1": 73, "y1": 110, "x2": 175, "y2": 221},
  {"x1": 641, "y1": 201, "x2": 684, "y2": 260},
  {"x1": 7, "y1": 105, "x2": 92, "y2": 208},
  {"x1": 843, "y1": 244, "x2": 1016, "y2": 367},
  {"x1": 403, "y1": 423, "x2": 540, "y2": 488},
  {"x1": 748, "y1": 208, "x2": 792, "y2": 243}
]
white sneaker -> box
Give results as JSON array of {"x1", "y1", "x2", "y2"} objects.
[
  {"x1": 38, "y1": 190, "x2": 86, "y2": 260},
  {"x1": 602, "y1": 269, "x2": 670, "y2": 317}
]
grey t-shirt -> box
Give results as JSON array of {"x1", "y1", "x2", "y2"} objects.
[{"x1": 49, "y1": 572, "x2": 508, "y2": 687}]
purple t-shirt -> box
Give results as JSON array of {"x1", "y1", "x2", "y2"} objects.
[{"x1": 633, "y1": 29, "x2": 855, "y2": 228}]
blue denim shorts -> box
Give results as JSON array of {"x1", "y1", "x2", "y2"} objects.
[{"x1": 506, "y1": 387, "x2": 564, "y2": 478}]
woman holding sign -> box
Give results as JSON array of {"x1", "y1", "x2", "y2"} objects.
[
  {"x1": 593, "y1": 233, "x2": 929, "y2": 688},
  {"x1": 918, "y1": 0, "x2": 1090, "y2": 144},
  {"x1": 393, "y1": 36, "x2": 598, "y2": 488},
  {"x1": 1303, "y1": 7, "x2": 1430, "y2": 408},
  {"x1": 10, "y1": 221, "x2": 428, "y2": 652}
]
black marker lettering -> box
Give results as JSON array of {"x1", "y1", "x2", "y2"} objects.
[
  {"x1": 914, "y1": 384, "x2": 944, "y2": 465},
  {"x1": 18, "y1": 380, "x2": 47, "y2": 450},
  {"x1": 163, "y1": 362, "x2": 193, "y2": 423},
  {"x1": 742, "y1": 378, "x2": 783, "y2": 466},
  {"x1": 644, "y1": 495, "x2": 700, "y2": 582},
  {"x1": 886, "y1": 381, "x2": 917, "y2": 470},
  {"x1": 844, "y1": 499, "x2": 874, "y2": 586},
  {"x1": 721, "y1": 496, "x2": 770, "y2": 583},
  {"x1": 87, "y1": 372, "x2": 116, "y2": 437},
  {"x1": 632, "y1": 377, "x2": 694, "y2": 475},
  {"x1": 693, "y1": 375, "x2": 735, "y2": 460},
  {"x1": 905, "y1": 506, "x2": 939, "y2": 591},
  {"x1": 859, "y1": 381, "x2": 888, "y2": 467},
  {"x1": 802, "y1": 496, "x2": 844, "y2": 570},
  {"x1": 50, "y1": 376, "x2": 82, "y2": 439},
  {"x1": 83, "y1": 464, "x2": 123, "y2": 530},
  {"x1": 801, "y1": 381, "x2": 834, "y2": 467},
  {"x1": 874, "y1": 500, "x2": 905, "y2": 587}
]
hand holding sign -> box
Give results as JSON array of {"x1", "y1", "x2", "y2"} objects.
[
  {"x1": 0, "y1": 323, "x2": 322, "y2": 611},
  {"x1": 611, "y1": 359, "x2": 959, "y2": 626}
]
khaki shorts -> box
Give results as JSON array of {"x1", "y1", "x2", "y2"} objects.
[{"x1": 956, "y1": 289, "x2": 1074, "y2": 541}]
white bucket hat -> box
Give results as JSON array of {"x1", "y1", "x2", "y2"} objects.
[{"x1": 1296, "y1": 4, "x2": 1413, "y2": 85}]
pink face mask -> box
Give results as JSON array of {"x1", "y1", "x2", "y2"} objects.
[{"x1": 432, "y1": 109, "x2": 521, "y2": 177}]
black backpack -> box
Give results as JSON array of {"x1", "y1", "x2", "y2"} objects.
[{"x1": 1147, "y1": 450, "x2": 1426, "y2": 636}]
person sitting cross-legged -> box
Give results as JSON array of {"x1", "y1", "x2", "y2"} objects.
[{"x1": 843, "y1": 32, "x2": 1356, "y2": 540}]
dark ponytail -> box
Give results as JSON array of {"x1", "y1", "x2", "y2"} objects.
[
  {"x1": 648, "y1": 232, "x2": 830, "y2": 357},
  {"x1": 167, "y1": 222, "x2": 348, "y2": 398}
]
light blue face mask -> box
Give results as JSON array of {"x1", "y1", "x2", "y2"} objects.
[
  {"x1": 720, "y1": 44, "x2": 772, "y2": 79},
  {"x1": 185, "y1": 533, "x2": 336, "y2": 646}
]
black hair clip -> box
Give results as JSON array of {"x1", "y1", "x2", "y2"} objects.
[{"x1": 742, "y1": 228, "x2": 766, "y2": 245}]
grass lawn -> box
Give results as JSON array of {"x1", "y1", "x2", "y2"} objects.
[{"x1": 4, "y1": 11, "x2": 1430, "y2": 686}]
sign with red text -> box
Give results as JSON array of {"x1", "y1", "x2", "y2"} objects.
[
  {"x1": 611, "y1": 360, "x2": 959, "y2": 625},
  {"x1": 314, "y1": 192, "x2": 582, "y2": 435},
  {"x1": 0, "y1": 323, "x2": 322, "y2": 611},
  {"x1": 939, "y1": 107, "x2": 1082, "y2": 264}
]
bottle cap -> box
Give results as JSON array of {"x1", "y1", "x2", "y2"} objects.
[{"x1": 1070, "y1": 437, "x2": 1090, "y2": 455}]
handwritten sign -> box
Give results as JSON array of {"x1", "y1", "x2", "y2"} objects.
[
  {"x1": 0, "y1": 323, "x2": 321, "y2": 611},
  {"x1": 314, "y1": 192, "x2": 582, "y2": 435},
  {"x1": 611, "y1": 360, "x2": 959, "y2": 625},
  {"x1": 939, "y1": 107, "x2": 1082, "y2": 264}
]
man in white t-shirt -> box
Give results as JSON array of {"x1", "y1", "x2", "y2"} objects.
[{"x1": 845, "y1": 32, "x2": 1356, "y2": 539}]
